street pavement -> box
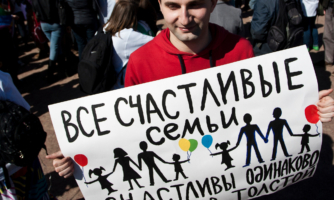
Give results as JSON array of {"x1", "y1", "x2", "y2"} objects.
[{"x1": 13, "y1": 13, "x2": 334, "y2": 200}]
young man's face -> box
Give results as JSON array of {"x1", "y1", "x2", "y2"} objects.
[{"x1": 159, "y1": 0, "x2": 217, "y2": 43}]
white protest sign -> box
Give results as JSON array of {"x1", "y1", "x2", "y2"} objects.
[{"x1": 49, "y1": 46, "x2": 321, "y2": 200}]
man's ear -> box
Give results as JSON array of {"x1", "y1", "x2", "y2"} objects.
[{"x1": 210, "y1": 0, "x2": 218, "y2": 12}]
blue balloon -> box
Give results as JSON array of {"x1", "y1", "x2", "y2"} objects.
[{"x1": 202, "y1": 135, "x2": 213, "y2": 148}]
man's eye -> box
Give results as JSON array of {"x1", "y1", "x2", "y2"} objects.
[{"x1": 168, "y1": 4, "x2": 179, "y2": 9}]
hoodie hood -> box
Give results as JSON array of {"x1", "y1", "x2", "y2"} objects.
[
  {"x1": 156, "y1": 23, "x2": 229, "y2": 58},
  {"x1": 125, "y1": 23, "x2": 254, "y2": 87}
]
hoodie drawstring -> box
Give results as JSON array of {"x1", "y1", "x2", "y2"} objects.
[
  {"x1": 178, "y1": 50, "x2": 214, "y2": 75},
  {"x1": 209, "y1": 50, "x2": 214, "y2": 68},
  {"x1": 177, "y1": 54, "x2": 186, "y2": 74}
]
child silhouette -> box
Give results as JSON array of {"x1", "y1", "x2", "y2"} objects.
[
  {"x1": 84, "y1": 167, "x2": 117, "y2": 195},
  {"x1": 211, "y1": 141, "x2": 235, "y2": 171},
  {"x1": 166, "y1": 154, "x2": 189, "y2": 181},
  {"x1": 292, "y1": 124, "x2": 319, "y2": 154}
]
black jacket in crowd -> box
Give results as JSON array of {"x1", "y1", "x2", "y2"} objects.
[{"x1": 65, "y1": 0, "x2": 97, "y2": 25}]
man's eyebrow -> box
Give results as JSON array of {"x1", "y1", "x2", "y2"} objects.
[
  {"x1": 163, "y1": 1, "x2": 179, "y2": 5},
  {"x1": 187, "y1": 0, "x2": 206, "y2": 4},
  {"x1": 164, "y1": 0, "x2": 205, "y2": 5}
]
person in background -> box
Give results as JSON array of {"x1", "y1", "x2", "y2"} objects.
[
  {"x1": 210, "y1": 0, "x2": 244, "y2": 36},
  {"x1": 32, "y1": 0, "x2": 66, "y2": 81},
  {"x1": 0, "y1": 0, "x2": 21, "y2": 88},
  {"x1": 249, "y1": 0, "x2": 257, "y2": 9},
  {"x1": 251, "y1": 0, "x2": 279, "y2": 56},
  {"x1": 104, "y1": 0, "x2": 153, "y2": 89},
  {"x1": 66, "y1": 0, "x2": 99, "y2": 60},
  {"x1": 96, "y1": 0, "x2": 116, "y2": 25},
  {"x1": 242, "y1": 0, "x2": 250, "y2": 11},
  {"x1": 25, "y1": 0, "x2": 49, "y2": 60},
  {"x1": 137, "y1": 0, "x2": 158, "y2": 35},
  {"x1": 322, "y1": 0, "x2": 334, "y2": 71},
  {"x1": 9, "y1": 0, "x2": 29, "y2": 47},
  {"x1": 228, "y1": 0, "x2": 235, "y2": 6},
  {"x1": 300, "y1": 0, "x2": 320, "y2": 51},
  {"x1": 0, "y1": 70, "x2": 55, "y2": 200}
]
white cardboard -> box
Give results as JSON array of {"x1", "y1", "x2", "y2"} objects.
[{"x1": 49, "y1": 46, "x2": 321, "y2": 200}]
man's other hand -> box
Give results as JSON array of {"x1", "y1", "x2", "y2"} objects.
[
  {"x1": 318, "y1": 89, "x2": 334, "y2": 122},
  {"x1": 46, "y1": 151, "x2": 74, "y2": 178}
]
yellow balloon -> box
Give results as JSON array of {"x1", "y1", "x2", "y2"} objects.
[{"x1": 179, "y1": 138, "x2": 190, "y2": 152}]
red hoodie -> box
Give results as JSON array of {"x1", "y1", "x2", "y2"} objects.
[{"x1": 125, "y1": 23, "x2": 254, "y2": 87}]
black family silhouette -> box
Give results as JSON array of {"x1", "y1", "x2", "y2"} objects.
[
  {"x1": 265, "y1": 108, "x2": 293, "y2": 161},
  {"x1": 211, "y1": 141, "x2": 235, "y2": 171},
  {"x1": 137, "y1": 141, "x2": 171, "y2": 186},
  {"x1": 84, "y1": 167, "x2": 117, "y2": 195},
  {"x1": 292, "y1": 124, "x2": 320, "y2": 154},
  {"x1": 166, "y1": 154, "x2": 189, "y2": 181},
  {"x1": 112, "y1": 148, "x2": 144, "y2": 191},
  {"x1": 235, "y1": 113, "x2": 267, "y2": 167}
]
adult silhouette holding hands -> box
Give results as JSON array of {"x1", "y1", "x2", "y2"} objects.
[
  {"x1": 112, "y1": 148, "x2": 144, "y2": 191},
  {"x1": 235, "y1": 113, "x2": 267, "y2": 167},
  {"x1": 137, "y1": 141, "x2": 171, "y2": 186},
  {"x1": 265, "y1": 108, "x2": 293, "y2": 161}
]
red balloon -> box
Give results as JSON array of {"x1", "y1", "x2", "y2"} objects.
[
  {"x1": 305, "y1": 105, "x2": 319, "y2": 124},
  {"x1": 74, "y1": 154, "x2": 88, "y2": 167}
]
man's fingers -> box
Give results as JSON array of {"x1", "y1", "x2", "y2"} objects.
[
  {"x1": 318, "y1": 96, "x2": 334, "y2": 108},
  {"x1": 59, "y1": 163, "x2": 75, "y2": 178},
  {"x1": 46, "y1": 150, "x2": 64, "y2": 159},
  {"x1": 317, "y1": 104, "x2": 334, "y2": 114},
  {"x1": 53, "y1": 156, "x2": 72, "y2": 168},
  {"x1": 318, "y1": 89, "x2": 333, "y2": 100},
  {"x1": 317, "y1": 91, "x2": 334, "y2": 123},
  {"x1": 320, "y1": 117, "x2": 332, "y2": 123},
  {"x1": 318, "y1": 111, "x2": 334, "y2": 119},
  {"x1": 63, "y1": 171, "x2": 74, "y2": 179},
  {"x1": 46, "y1": 151, "x2": 75, "y2": 178}
]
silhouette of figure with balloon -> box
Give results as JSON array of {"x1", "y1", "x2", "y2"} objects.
[
  {"x1": 265, "y1": 108, "x2": 293, "y2": 161},
  {"x1": 74, "y1": 154, "x2": 89, "y2": 185},
  {"x1": 137, "y1": 141, "x2": 171, "y2": 186},
  {"x1": 85, "y1": 167, "x2": 117, "y2": 195},
  {"x1": 292, "y1": 124, "x2": 319, "y2": 154},
  {"x1": 304, "y1": 104, "x2": 321, "y2": 136},
  {"x1": 236, "y1": 113, "x2": 267, "y2": 167},
  {"x1": 166, "y1": 154, "x2": 189, "y2": 181},
  {"x1": 179, "y1": 138, "x2": 198, "y2": 160},
  {"x1": 201, "y1": 135, "x2": 213, "y2": 156},
  {"x1": 112, "y1": 148, "x2": 144, "y2": 191},
  {"x1": 211, "y1": 141, "x2": 235, "y2": 171}
]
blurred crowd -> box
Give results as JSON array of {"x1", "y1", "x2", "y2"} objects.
[{"x1": 0, "y1": 0, "x2": 332, "y2": 89}]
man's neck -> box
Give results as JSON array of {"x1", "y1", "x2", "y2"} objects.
[{"x1": 169, "y1": 28, "x2": 212, "y2": 54}]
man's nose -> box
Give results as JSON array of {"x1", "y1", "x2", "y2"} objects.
[{"x1": 179, "y1": 7, "x2": 191, "y2": 25}]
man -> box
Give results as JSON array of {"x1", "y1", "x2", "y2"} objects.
[
  {"x1": 125, "y1": 0, "x2": 253, "y2": 86},
  {"x1": 235, "y1": 114, "x2": 267, "y2": 167},
  {"x1": 47, "y1": 0, "x2": 334, "y2": 179},
  {"x1": 265, "y1": 108, "x2": 293, "y2": 161}
]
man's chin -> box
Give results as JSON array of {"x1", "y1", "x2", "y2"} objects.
[{"x1": 174, "y1": 32, "x2": 199, "y2": 42}]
